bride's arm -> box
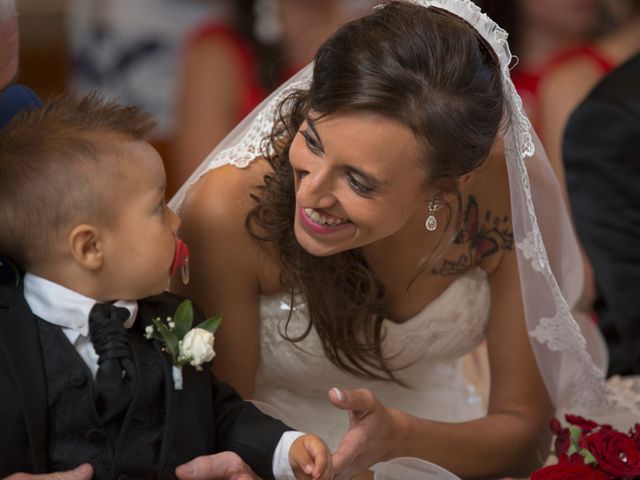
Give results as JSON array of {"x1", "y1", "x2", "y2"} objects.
[
  {"x1": 332, "y1": 246, "x2": 554, "y2": 479},
  {"x1": 171, "y1": 164, "x2": 267, "y2": 398}
]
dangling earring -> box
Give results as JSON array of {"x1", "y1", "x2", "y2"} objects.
[{"x1": 425, "y1": 199, "x2": 439, "y2": 232}]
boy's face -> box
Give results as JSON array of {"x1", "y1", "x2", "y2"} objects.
[{"x1": 99, "y1": 140, "x2": 180, "y2": 301}]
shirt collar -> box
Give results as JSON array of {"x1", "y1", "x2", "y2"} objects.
[{"x1": 23, "y1": 273, "x2": 138, "y2": 340}]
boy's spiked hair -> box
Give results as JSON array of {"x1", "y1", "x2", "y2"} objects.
[{"x1": 0, "y1": 93, "x2": 156, "y2": 269}]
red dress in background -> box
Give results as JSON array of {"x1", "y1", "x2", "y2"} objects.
[
  {"x1": 511, "y1": 45, "x2": 615, "y2": 132},
  {"x1": 186, "y1": 23, "x2": 267, "y2": 121}
]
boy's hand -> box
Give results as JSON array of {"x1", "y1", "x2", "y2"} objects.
[{"x1": 289, "y1": 433, "x2": 334, "y2": 480}]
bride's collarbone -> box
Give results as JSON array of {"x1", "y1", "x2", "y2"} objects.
[
  {"x1": 372, "y1": 241, "x2": 496, "y2": 323},
  {"x1": 381, "y1": 269, "x2": 474, "y2": 324}
]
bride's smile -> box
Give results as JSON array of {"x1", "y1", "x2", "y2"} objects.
[{"x1": 302, "y1": 207, "x2": 349, "y2": 226}]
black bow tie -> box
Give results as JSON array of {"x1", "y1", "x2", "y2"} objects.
[{"x1": 89, "y1": 302, "x2": 136, "y2": 434}]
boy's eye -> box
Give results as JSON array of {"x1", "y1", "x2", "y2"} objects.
[
  {"x1": 347, "y1": 172, "x2": 375, "y2": 196},
  {"x1": 157, "y1": 199, "x2": 166, "y2": 212},
  {"x1": 301, "y1": 130, "x2": 322, "y2": 154}
]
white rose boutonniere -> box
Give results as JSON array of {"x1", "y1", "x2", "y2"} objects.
[
  {"x1": 180, "y1": 328, "x2": 216, "y2": 366},
  {"x1": 145, "y1": 299, "x2": 221, "y2": 390}
]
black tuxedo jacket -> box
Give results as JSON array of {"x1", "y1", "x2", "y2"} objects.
[
  {"x1": 563, "y1": 51, "x2": 640, "y2": 376},
  {"x1": 0, "y1": 284, "x2": 290, "y2": 478}
]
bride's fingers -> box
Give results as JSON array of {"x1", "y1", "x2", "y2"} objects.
[
  {"x1": 328, "y1": 387, "x2": 376, "y2": 416},
  {"x1": 331, "y1": 426, "x2": 368, "y2": 476}
]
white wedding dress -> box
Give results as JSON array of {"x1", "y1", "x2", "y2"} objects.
[{"x1": 254, "y1": 267, "x2": 490, "y2": 451}]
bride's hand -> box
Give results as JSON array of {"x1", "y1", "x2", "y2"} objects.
[
  {"x1": 175, "y1": 451, "x2": 258, "y2": 479},
  {"x1": 328, "y1": 387, "x2": 404, "y2": 480}
]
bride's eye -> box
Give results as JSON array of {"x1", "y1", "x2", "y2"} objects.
[
  {"x1": 347, "y1": 172, "x2": 375, "y2": 196},
  {"x1": 301, "y1": 129, "x2": 322, "y2": 155}
]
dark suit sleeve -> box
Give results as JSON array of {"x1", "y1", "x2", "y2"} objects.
[
  {"x1": 144, "y1": 292, "x2": 293, "y2": 478},
  {"x1": 190, "y1": 299, "x2": 292, "y2": 479},
  {"x1": 564, "y1": 95, "x2": 640, "y2": 375},
  {"x1": 209, "y1": 377, "x2": 291, "y2": 480},
  {"x1": 0, "y1": 283, "x2": 49, "y2": 475}
]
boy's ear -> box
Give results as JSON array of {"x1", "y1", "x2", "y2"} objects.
[{"x1": 68, "y1": 224, "x2": 104, "y2": 270}]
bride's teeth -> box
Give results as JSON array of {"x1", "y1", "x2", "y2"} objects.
[{"x1": 304, "y1": 207, "x2": 346, "y2": 226}]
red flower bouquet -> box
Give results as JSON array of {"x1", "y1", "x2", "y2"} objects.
[{"x1": 532, "y1": 415, "x2": 640, "y2": 479}]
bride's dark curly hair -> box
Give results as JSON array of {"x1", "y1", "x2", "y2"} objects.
[{"x1": 246, "y1": 2, "x2": 505, "y2": 383}]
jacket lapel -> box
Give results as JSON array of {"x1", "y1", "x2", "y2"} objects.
[
  {"x1": 135, "y1": 300, "x2": 180, "y2": 468},
  {"x1": 0, "y1": 283, "x2": 49, "y2": 470},
  {"x1": 136, "y1": 296, "x2": 213, "y2": 470}
]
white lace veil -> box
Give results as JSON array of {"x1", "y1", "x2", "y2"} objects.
[{"x1": 170, "y1": 0, "x2": 636, "y2": 424}]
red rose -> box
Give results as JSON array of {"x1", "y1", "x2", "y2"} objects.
[
  {"x1": 630, "y1": 423, "x2": 640, "y2": 451},
  {"x1": 564, "y1": 414, "x2": 602, "y2": 433},
  {"x1": 531, "y1": 463, "x2": 609, "y2": 480},
  {"x1": 583, "y1": 428, "x2": 640, "y2": 477},
  {"x1": 550, "y1": 418, "x2": 571, "y2": 461},
  {"x1": 551, "y1": 417, "x2": 565, "y2": 435}
]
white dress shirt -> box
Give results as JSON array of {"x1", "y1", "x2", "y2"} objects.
[{"x1": 23, "y1": 272, "x2": 303, "y2": 479}]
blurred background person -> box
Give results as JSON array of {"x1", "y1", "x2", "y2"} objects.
[
  {"x1": 65, "y1": 0, "x2": 220, "y2": 194},
  {"x1": 538, "y1": 0, "x2": 640, "y2": 191},
  {"x1": 0, "y1": 0, "x2": 41, "y2": 128},
  {"x1": 170, "y1": 0, "x2": 376, "y2": 192},
  {"x1": 1, "y1": 0, "x2": 42, "y2": 286},
  {"x1": 536, "y1": 1, "x2": 640, "y2": 326},
  {"x1": 475, "y1": 0, "x2": 600, "y2": 131},
  {"x1": 563, "y1": 49, "x2": 640, "y2": 377}
]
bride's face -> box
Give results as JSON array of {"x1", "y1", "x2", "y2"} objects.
[{"x1": 289, "y1": 110, "x2": 429, "y2": 257}]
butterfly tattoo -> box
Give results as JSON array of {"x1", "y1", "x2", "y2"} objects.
[{"x1": 432, "y1": 196, "x2": 513, "y2": 276}]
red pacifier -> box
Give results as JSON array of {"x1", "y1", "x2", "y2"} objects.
[{"x1": 171, "y1": 239, "x2": 190, "y2": 285}]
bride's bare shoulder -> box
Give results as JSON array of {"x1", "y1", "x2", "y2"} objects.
[
  {"x1": 175, "y1": 160, "x2": 282, "y2": 297},
  {"x1": 176, "y1": 160, "x2": 275, "y2": 267},
  {"x1": 179, "y1": 160, "x2": 271, "y2": 226}
]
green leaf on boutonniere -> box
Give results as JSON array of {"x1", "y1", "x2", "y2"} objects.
[
  {"x1": 146, "y1": 300, "x2": 222, "y2": 376},
  {"x1": 579, "y1": 448, "x2": 597, "y2": 465},
  {"x1": 569, "y1": 425, "x2": 582, "y2": 444},
  {"x1": 567, "y1": 425, "x2": 583, "y2": 456},
  {"x1": 173, "y1": 299, "x2": 194, "y2": 339},
  {"x1": 197, "y1": 313, "x2": 223, "y2": 334},
  {"x1": 152, "y1": 317, "x2": 179, "y2": 362}
]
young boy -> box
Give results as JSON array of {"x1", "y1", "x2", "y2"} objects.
[{"x1": 0, "y1": 94, "x2": 332, "y2": 480}]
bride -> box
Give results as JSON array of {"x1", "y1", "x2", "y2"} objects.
[{"x1": 170, "y1": 1, "x2": 631, "y2": 478}]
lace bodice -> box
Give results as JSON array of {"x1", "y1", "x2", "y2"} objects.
[{"x1": 253, "y1": 267, "x2": 491, "y2": 449}]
